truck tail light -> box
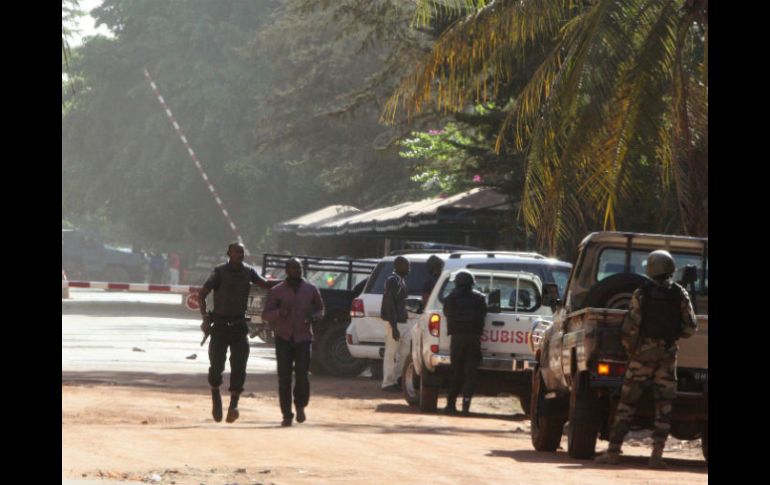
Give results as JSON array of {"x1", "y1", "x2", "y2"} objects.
[
  {"x1": 346, "y1": 333, "x2": 353, "y2": 345},
  {"x1": 351, "y1": 298, "x2": 365, "y2": 318},
  {"x1": 429, "y1": 313, "x2": 441, "y2": 337},
  {"x1": 597, "y1": 361, "x2": 626, "y2": 377},
  {"x1": 430, "y1": 344, "x2": 439, "y2": 353}
]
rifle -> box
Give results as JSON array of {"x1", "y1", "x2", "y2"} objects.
[{"x1": 200, "y1": 311, "x2": 213, "y2": 347}]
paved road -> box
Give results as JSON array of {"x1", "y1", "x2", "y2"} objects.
[{"x1": 62, "y1": 289, "x2": 277, "y2": 375}]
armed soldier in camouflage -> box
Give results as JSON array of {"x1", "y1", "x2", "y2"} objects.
[{"x1": 595, "y1": 250, "x2": 697, "y2": 469}]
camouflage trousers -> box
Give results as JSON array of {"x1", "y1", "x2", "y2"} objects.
[{"x1": 608, "y1": 341, "x2": 677, "y2": 450}]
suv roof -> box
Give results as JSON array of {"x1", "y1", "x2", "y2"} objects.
[{"x1": 378, "y1": 251, "x2": 569, "y2": 266}]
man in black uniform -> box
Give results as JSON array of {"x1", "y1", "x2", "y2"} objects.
[
  {"x1": 198, "y1": 242, "x2": 275, "y2": 423},
  {"x1": 442, "y1": 270, "x2": 487, "y2": 415}
]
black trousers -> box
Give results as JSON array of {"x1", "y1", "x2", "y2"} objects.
[
  {"x1": 447, "y1": 333, "x2": 482, "y2": 402},
  {"x1": 207, "y1": 318, "x2": 250, "y2": 393},
  {"x1": 275, "y1": 336, "x2": 312, "y2": 418}
]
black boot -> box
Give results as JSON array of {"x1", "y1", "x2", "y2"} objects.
[
  {"x1": 461, "y1": 397, "x2": 471, "y2": 416},
  {"x1": 226, "y1": 392, "x2": 240, "y2": 423},
  {"x1": 211, "y1": 388, "x2": 223, "y2": 423},
  {"x1": 281, "y1": 413, "x2": 294, "y2": 427},
  {"x1": 444, "y1": 398, "x2": 458, "y2": 415}
]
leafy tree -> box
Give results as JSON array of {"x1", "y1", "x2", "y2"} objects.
[{"x1": 385, "y1": 0, "x2": 708, "y2": 253}]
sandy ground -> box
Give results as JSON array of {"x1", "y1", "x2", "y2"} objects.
[
  {"x1": 63, "y1": 290, "x2": 707, "y2": 485},
  {"x1": 62, "y1": 372, "x2": 707, "y2": 485}
]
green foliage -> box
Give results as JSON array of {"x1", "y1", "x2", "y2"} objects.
[
  {"x1": 62, "y1": 0, "x2": 444, "y2": 253},
  {"x1": 387, "y1": 0, "x2": 708, "y2": 253}
]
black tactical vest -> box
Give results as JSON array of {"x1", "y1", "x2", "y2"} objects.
[
  {"x1": 640, "y1": 281, "x2": 683, "y2": 342},
  {"x1": 212, "y1": 263, "x2": 253, "y2": 317},
  {"x1": 445, "y1": 288, "x2": 487, "y2": 336}
]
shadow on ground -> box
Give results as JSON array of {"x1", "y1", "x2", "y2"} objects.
[
  {"x1": 62, "y1": 370, "x2": 398, "y2": 400},
  {"x1": 487, "y1": 449, "x2": 707, "y2": 474}
]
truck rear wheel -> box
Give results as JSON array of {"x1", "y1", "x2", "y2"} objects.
[
  {"x1": 531, "y1": 367, "x2": 566, "y2": 452},
  {"x1": 418, "y1": 376, "x2": 439, "y2": 412},
  {"x1": 401, "y1": 353, "x2": 420, "y2": 407},
  {"x1": 567, "y1": 371, "x2": 601, "y2": 459},
  {"x1": 316, "y1": 323, "x2": 368, "y2": 377}
]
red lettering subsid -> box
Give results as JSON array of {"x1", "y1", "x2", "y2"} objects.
[
  {"x1": 490, "y1": 330, "x2": 499, "y2": 342},
  {"x1": 525, "y1": 332, "x2": 530, "y2": 344},
  {"x1": 481, "y1": 330, "x2": 489, "y2": 342},
  {"x1": 514, "y1": 331, "x2": 523, "y2": 344},
  {"x1": 501, "y1": 331, "x2": 510, "y2": 343}
]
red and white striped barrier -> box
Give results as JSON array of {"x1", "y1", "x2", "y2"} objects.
[
  {"x1": 142, "y1": 68, "x2": 251, "y2": 259},
  {"x1": 62, "y1": 280, "x2": 202, "y2": 311}
]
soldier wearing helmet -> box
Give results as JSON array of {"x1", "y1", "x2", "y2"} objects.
[
  {"x1": 442, "y1": 270, "x2": 487, "y2": 415},
  {"x1": 596, "y1": 250, "x2": 698, "y2": 468}
]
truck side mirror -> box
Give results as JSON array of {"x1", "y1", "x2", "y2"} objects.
[
  {"x1": 487, "y1": 289, "x2": 501, "y2": 314},
  {"x1": 406, "y1": 298, "x2": 424, "y2": 314},
  {"x1": 542, "y1": 283, "x2": 562, "y2": 312}
]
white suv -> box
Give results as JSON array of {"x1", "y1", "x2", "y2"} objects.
[{"x1": 346, "y1": 252, "x2": 572, "y2": 365}]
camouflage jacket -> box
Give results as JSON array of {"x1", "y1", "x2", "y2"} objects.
[{"x1": 621, "y1": 282, "x2": 697, "y2": 358}]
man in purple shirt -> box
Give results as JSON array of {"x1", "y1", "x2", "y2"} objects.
[{"x1": 262, "y1": 258, "x2": 324, "y2": 427}]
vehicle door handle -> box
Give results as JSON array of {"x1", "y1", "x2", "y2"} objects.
[{"x1": 492, "y1": 321, "x2": 505, "y2": 327}]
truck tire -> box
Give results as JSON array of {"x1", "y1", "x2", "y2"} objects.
[
  {"x1": 582, "y1": 273, "x2": 648, "y2": 310},
  {"x1": 567, "y1": 371, "x2": 601, "y2": 459},
  {"x1": 418, "y1": 376, "x2": 440, "y2": 412},
  {"x1": 702, "y1": 392, "x2": 708, "y2": 462},
  {"x1": 518, "y1": 385, "x2": 532, "y2": 416},
  {"x1": 531, "y1": 367, "x2": 566, "y2": 452},
  {"x1": 316, "y1": 323, "x2": 368, "y2": 377},
  {"x1": 401, "y1": 353, "x2": 420, "y2": 407}
]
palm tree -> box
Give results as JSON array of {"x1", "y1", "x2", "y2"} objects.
[{"x1": 384, "y1": 0, "x2": 707, "y2": 254}]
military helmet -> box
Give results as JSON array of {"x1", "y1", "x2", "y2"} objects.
[
  {"x1": 645, "y1": 250, "x2": 676, "y2": 278},
  {"x1": 454, "y1": 270, "x2": 475, "y2": 288}
]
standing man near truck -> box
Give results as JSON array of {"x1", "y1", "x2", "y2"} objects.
[
  {"x1": 422, "y1": 255, "x2": 445, "y2": 307},
  {"x1": 262, "y1": 258, "x2": 324, "y2": 427},
  {"x1": 442, "y1": 270, "x2": 487, "y2": 415},
  {"x1": 198, "y1": 242, "x2": 275, "y2": 424},
  {"x1": 595, "y1": 250, "x2": 697, "y2": 468},
  {"x1": 380, "y1": 256, "x2": 410, "y2": 393}
]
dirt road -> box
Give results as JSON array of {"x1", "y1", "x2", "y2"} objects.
[
  {"x1": 63, "y1": 372, "x2": 707, "y2": 485},
  {"x1": 62, "y1": 290, "x2": 707, "y2": 484}
]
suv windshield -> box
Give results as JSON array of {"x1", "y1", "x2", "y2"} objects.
[
  {"x1": 438, "y1": 274, "x2": 540, "y2": 313},
  {"x1": 364, "y1": 261, "x2": 430, "y2": 295}
]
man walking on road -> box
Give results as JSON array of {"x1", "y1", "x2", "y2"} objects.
[
  {"x1": 380, "y1": 256, "x2": 410, "y2": 393},
  {"x1": 442, "y1": 270, "x2": 487, "y2": 415},
  {"x1": 198, "y1": 242, "x2": 275, "y2": 423},
  {"x1": 262, "y1": 258, "x2": 324, "y2": 427},
  {"x1": 595, "y1": 250, "x2": 697, "y2": 468}
]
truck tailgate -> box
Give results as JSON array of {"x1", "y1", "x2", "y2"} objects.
[
  {"x1": 678, "y1": 315, "x2": 708, "y2": 369},
  {"x1": 478, "y1": 313, "x2": 535, "y2": 358}
]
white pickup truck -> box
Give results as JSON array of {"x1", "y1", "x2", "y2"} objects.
[{"x1": 402, "y1": 268, "x2": 555, "y2": 413}]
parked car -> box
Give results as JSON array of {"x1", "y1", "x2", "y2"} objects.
[
  {"x1": 61, "y1": 228, "x2": 147, "y2": 283},
  {"x1": 404, "y1": 267, "x2": 556, "y2": 413},
  {"x1": 346, "y1": 251, "x2": 572, "y2": 376}
]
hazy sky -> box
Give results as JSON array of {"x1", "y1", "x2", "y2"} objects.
[{"x1": 68, "y1": 0, "x2": 113, "y2": 47}]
